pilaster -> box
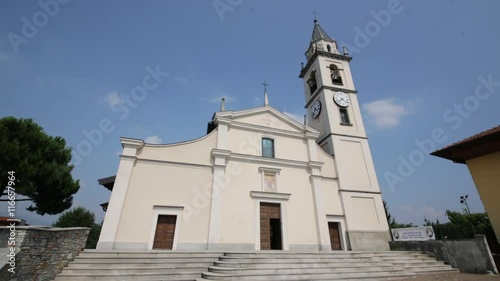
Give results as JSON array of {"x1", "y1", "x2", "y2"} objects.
[{"x1": 97, "y1": 138, "x2": 144, "y2": 250}]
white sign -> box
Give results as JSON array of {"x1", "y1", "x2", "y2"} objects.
[{"x1": 391, "y1": 226, "x2": 435, "y2": 241}]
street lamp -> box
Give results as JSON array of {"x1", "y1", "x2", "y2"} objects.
[{"x1": 460, "y1": 195, "x2": 471, "y2": 215}]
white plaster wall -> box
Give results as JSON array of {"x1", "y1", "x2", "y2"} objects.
[
  {"x1": 138, "y1": 130, "x2": 217, "y2": 165},
  {"x1": 316, "y1": 144, "x2": 337, "y2": 178},
  {"x1": 307, "y1": 94, "x2": 333, "y2": 144},
  {"x1": 218, "y1": 160, "x2": 319, "y2": 247},
  {"x1": 333, "y1": 137, "x2": 380, "y2": 193},
  {"x1": 227, "y1": 127, "x2": 309, "y2": 162},
  {"x1": 321, "y1": 179, "x2": 343, "y2": 215},
  {"x1": 341, "y1": 192, "x2": 389, "y2": 231},
  {"x1": 320, "y1": 90, "x2": 367, "y2": 139},
  {"x1": 285, "y1": 166, "x2": 319, "y2": 246},
  {"x1": 115, "y1": 162, "x2": 213, "y2": 247},
  {"x1": 235, "y1": 112, "x2": 300, "y2": 132}
]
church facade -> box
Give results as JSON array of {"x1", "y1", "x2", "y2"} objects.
[{"x1": 96, "y1": 19, "x2": 391, "y2": 252}]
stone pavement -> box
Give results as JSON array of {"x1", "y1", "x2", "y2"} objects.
[{"x1": 397, "y1": 272, "x2": 500, "y2": 281}]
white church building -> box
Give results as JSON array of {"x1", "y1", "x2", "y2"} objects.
[{"x1": 96, "y1": 19, "x2": 391, "y2": 252}]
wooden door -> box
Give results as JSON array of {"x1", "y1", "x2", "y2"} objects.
[
  {"x1": 328, "y1": 222, "x2": 342, "y2": 250},
  {"x1": 153, "y1": 215, "x2": 177, "y2": 250},
  {"x1": 260, "y1": 203, "x2": 281, "y2": 250}
]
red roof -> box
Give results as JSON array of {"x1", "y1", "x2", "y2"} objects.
[{"x1": 431, "y1": 125, "x2": 500, "y2": 164}]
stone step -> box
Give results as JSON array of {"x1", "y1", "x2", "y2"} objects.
[
  {"x1": 222, "y1": 251, "x2": 423, "y2": 257},
  {"x1": 221, "y1": 251, "x2": 421, "y2": 255},
  {"x1": 77, "y1": 253, "x2": 221, "y2": 259},
  {"x1": 207, "y1": 265, "x2": 404, "y2": 274},
  {"x1": 412, "y1": 266, "x2": 459, "y2": 273},
  {"x1": 61, "y1": 267, "x2": 209, "y2": 275},
  {"x1": 222, "y1": 253, "x2": 425, "y2": 259},
  {"x1": 201, "y1": 269, "x2": 414, "y2": 280},
  {"x1": 71, "y1": 258, "x2": 218, "y2": 263},
  {"x1": 54, "y1": 250, "x2": 456, "y2": 281},
  {"x1": 54, "y1": 272, "x2": 202, "y2": 281},
  {"x1": 214, "y1": 260, "x2": 390, "y2": 268},
  {"x1": 216, "y1": 256, "x2": 433, "y2": 264},
  {"x1": 67, "y1": 262, "x2": 214, "y2": 269},
  {"x1": 218, "y1": 256, "x2": 376, "y2": 263},
  {"x1": 82, "y1": 250, "x2": 223, "y2": 255}
]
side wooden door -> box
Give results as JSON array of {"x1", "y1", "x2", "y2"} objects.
[
  {"x1": 153, "y1": 215, "x2": 177, "y2": 250},
  {"x1": 328, "y1": 222, "x2": 342, "y2": 250}
]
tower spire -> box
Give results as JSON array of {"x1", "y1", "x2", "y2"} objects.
[
  {"x1": 220, "y1": 97, "x2": 225, "y2": 111},
  {"x1": 310, "y1": 17, "x2": 334, "y2": 42},
  {"x1": 261, "y1": 80, "x2": 270, "y2": 106}
]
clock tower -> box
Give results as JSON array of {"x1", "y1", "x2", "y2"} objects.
[{"x1": 300, "y1": 18, "x2": 390, "y2": 250}]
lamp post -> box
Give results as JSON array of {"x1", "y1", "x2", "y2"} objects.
[{"x1": 460, "y1": 195, "x2": 471, "y2": 215}]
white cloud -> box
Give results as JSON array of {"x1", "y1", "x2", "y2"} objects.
[
  {"x1": 209, "y1": 95, "x2": 235, "y2": 103},
  {"x1": 106, "y1": 90, "x2": 124, "y2": 108},
  {"x1": 362, "y1": 98, "x2": 416, "y2": 129},
  {"x1": 145, "y1": 135, "x2": 162, "y2": 144},
  {"x1": 284, "y1": 112, "x2": 304, "y2": 124},
  {"x1": 174, "y1": 77, "x2": 189, "y2": 83},
  {"x1": 36, "y1": 76, "x2": 57, "y2": 85}
]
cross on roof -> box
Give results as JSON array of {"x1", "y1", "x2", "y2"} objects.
[
  {"x1": 313, "y1": 10, "x2": 318, "y2": 21},
  {"x1": 261, "y1": 80, "x2": 270, "y2": 92}
]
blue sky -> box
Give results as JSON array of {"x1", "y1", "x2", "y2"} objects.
[{"x1": 0, "y1": 0, "x2": 499, "y2": 226}]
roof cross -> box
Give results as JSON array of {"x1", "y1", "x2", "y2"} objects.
[
  {"x1": 261, "y1": 80, "x2": 270, "y2": 93},
  {"x1": 313, "y1": 10, "x2": 318, "y2": 21}
]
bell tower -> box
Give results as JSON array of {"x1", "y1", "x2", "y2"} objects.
[
  {"x1": 299, "y1": 18, "x2": 367, "y2": 155},
  {"x1": 300, "y1": 18, "x2": 391, "y2": 250}
]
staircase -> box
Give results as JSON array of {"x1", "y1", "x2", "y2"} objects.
[
  {"x1": 54, "y1": 250, "x2": 457, "y2": 281},
  {"x1": 54, "y1": 251, "x2": 222, "y2": 281}
]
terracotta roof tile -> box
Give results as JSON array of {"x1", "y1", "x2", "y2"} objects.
[{"x1": 431, "y1": 125, "x2": 500, "y2": 163}]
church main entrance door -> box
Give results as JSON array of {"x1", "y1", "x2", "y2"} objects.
[
  {"x1": 260, "y1": 202, "x2": 282, "y2": 250},
  {"x1": 153, "y1": 215, "x2": 176, "y2": 250}
]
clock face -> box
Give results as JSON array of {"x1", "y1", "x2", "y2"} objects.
[
  {"x1": 334, "y1": 91, "x2": 350, "y2": 107},
  {"x1": 311, "y1": 100, "x2": 321, "y2": 118}
]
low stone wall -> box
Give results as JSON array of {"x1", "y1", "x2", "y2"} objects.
[
  {"x1": 390, "y1": 235, "x2": 498, "y2": 274},
  {"x1": 0, "y1": 226, "x2": 90, "y2": 281}
]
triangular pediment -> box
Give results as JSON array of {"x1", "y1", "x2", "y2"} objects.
[{"x1": 214, "y1": 106, "x2": 319, "y2": 135}]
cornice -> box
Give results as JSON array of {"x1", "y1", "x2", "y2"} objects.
[
  {"x1": 230, "y1": 153, "x2": 309, "y2": 168},
  {"x1": 339, "y1": 189, "x2": 382, "y2": 195},
  {"x1": 120, "y1": 137, "x2": 145, "y2": 149},
  {"x1": 299, "y1": 50, "x2": 352, "y2": 78},
  {"x1": 230, "y1": 121, "x2": 309, "y2": 140},
  {"x1": 250, "y1": 191, "x2": 291, "y2": 201}
]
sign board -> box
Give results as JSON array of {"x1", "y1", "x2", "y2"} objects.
[{"x1": 391, "y1": 226, "x2": 435, "y2": 241}]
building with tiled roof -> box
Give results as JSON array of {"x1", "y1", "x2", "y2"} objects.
[{"x1": 431, "y1": 125, "x2": 500, "y2": 241}]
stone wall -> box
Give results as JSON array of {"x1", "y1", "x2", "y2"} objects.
[
  {"x1": 0, "y1": 226, "x2": 90, "y2": 281},
  {"x1": 390, "y1": 235, "x2": 498, "y2": 274}
]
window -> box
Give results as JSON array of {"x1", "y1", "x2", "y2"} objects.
[
  {"x1": 327, "y1": 45, "x2": 331, "y2": 53},
  {"x1": 262, "y1": 138, "x2": 274, "y2": 158},
  {"x1": 307, "y1": 71, "x2": 317, "y2": 94},
  {"x1": 340, "y1": 108, "x2": 350, "y2": 124},
  {"x1": 329, "y1": 64, "x2": 343, "y2": 84}
]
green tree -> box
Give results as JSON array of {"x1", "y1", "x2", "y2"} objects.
[
  {"x1": 0, "y1": 117, "x2": 80, "y2": 215},
  {"x1": 53, "y1": 207, "x2": 102, "y2": 249},
  {"x1": 384, "y1": 200, "x2": 414, "y2": 229},
  {"x1": 424, "y1": 210, "x2": 497, "y2": 243}
]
